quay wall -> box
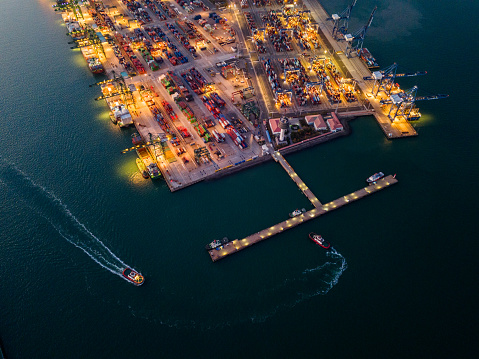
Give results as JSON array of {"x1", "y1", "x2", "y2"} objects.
[{"x1": 180, "y1": 114, "x2": 369, "y2": 187}]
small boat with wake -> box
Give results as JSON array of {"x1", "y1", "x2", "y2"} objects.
[
  {"x1": 366, "y1": 172, "x2": 384, "y2": 184},
  {"x1": 309, "y1": 233, "x2": 331, "y2": 249},
  {"x1": 289, "y1": 208, "x2": 306, "y2": 217},
  {"x1": 122, "y1": 268, "x2": 145, "y2": 286}
]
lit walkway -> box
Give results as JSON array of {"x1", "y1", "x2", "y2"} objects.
[
  {"x1": 272, "y1": 151, "x2": 322, "y2": 208},
  {"x1": 208, "y1": 175, "x2": 398, "y2": 261}
]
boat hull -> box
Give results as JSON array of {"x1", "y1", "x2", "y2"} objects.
[
  {"x1": 122, "y1": 268, "x2": 145, "y2": 286},
  {"x1": 289, "y1": 208, "x2": 306, "y2": 217},
  {"x1": 205, "y1": 237, "x2": 231, "y2": 250},
  {"x1": 136, "y1": 159, "x2": 150, "y2": 179},
  {"x1": 309, "y1": 233, "x2": 331, "y2": 249},
  {"x1": 366, "y1": 172, "x2": 384, "y2": 183},
  {"x1": 136, "y1": 147, "x2": 162, "y2": 179},
  {"x1": 358, "y1": 48, "x2": 379, "y2": 69}
]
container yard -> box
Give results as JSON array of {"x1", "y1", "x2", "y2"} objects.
[{"x1": 55, "y1": 0, "x2": 447, "y2": 192}]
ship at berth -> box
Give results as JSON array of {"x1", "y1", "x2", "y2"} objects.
[
  {"x1": 110, "y1": 102, "x2": 133, "y2": 127},
  {"x1": 86, "y1": 55, "x2": 105, "y2": 74},
  {"x1": 62, "y1": 13, "x2": 105, "y2": 74},
  {"x1": 80, "y1": 44, "x2": 105, "y2": 74},
  {"x1": 205, "y1": 237, "x2": 231, "y2": 250},
  {"x1": 367, "y1": 172, "x2": 385, "y2": 183},
  {"x1": 289, "y1": 208, "x2": 306, "y2": 217},
  {"x1": 136, "y1": 147, "x2": 161, "y2": 180},
  {"x1": 358, "y1": 48, "x2": 379, "y2": 69},
  {"x1": 136, "y1": 158, "x2": 149, "y2": 179}
]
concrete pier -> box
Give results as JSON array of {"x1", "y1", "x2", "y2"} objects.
[
  {"x1": 272, "y1": 151, "x2": 322, "y2": 208},
  {"x1": 208, "y1": 175, "x2": 398, "y2": 262}
]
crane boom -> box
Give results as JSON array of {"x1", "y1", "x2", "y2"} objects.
[
  {"x1": 363, "y1": 71, "x2": 427, "y2": 81},
  {"x1": 345, "y1": 6, "x2": 377, "y2": 56},
  {"x1": 380, "y1": 93, "x2": 449, "y2": 105},
  {"x1": 331, "y1": 0, "x2": 357, "y2": 39},
  {"x1": 414, "y1": 94, "x2": 449, "y2": 101}
]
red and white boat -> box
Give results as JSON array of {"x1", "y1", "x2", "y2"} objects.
[
  {"x1": 122, "y1": 268, "x2": 145, "y2": 286},
  {"x1": 366, "y1": 172, "x2": 384, "y2": 183},
  {"x1": 309, "y1": 233, "x2": 331, "y2": 249}
]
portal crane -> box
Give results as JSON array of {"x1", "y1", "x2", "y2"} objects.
[
  {"x1": 365, "y1": 63, "x2": 427, "y2": 97},
  {"x1": 91, "y1": 72, "x2": 135, "y2": 106},
  {"x1": 120, "y1": 135, "x2": 164, "y2": 154},
  {"x1": 345, "y1": 6, "x2": 377, "y2": 57},
  {"x1": 53, "y1": 0, "x2": 83, "y2": 20},
  {"x1": 74, "y1": 28, "x2": 105, "y2": 58},
  {"x1": 381, "y1": 86, "x2": 449, "y2": 121},
  {"x1": 330, "y1": 0, "x2": 357, "y2": 40}
]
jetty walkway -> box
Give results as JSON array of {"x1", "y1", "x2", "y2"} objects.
[
  {"x1": 208, "y1": 174, "x2": 398, "y2": 262},
  {"x1": 272, "y1": 152, "x2": 322, "y2": 208}
]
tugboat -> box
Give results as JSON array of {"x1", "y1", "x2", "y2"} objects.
[
  {"x1": 205, "y1": 237, "x2": 230, "y2": 250},
  {"x1": 366, "y1": 172, "x2": 384, "y2": 184},
  {"x1": 289, "y1": 208, "x2": 306, "y2": 217},
  {"x1": 309, "y1": 233, "x2": 331, "y2": 249},
  {"x1": 122, "y1": 268, "x2": 145, "y2": 286}
]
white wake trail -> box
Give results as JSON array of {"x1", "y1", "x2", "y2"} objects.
[{"x1": 0, "y1": 159, "x2": 139, "y2": 281}]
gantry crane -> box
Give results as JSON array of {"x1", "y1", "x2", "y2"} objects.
[
  {"x1": 363, "y1": 63, "x2": 427, "y2": 97},
  {"x1": 345, "y1": 6, "x2": 377, "y2": 57},
  {"x1": 330, "y1": 0, "x2": 357, "y2": 40},
  {"x1": 91, "y1": 71, "x2": 135, "y2": 107},
  {"x1": 380, "y1": 86, "x2": 449, "y2": 121},
  {"x1": 120, "y1": 134, "x2": 164, "y2": 154},
  {"x1": 52, "y1": 0, "x2": 83, "y2": 20},
  {"x1": 74, "y1": 27, "x2": 105, "y2": 59}
]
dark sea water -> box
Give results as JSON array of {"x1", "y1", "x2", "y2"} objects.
[{"x1": 1, "y1": 0, "x2": 478, "y2": 358}]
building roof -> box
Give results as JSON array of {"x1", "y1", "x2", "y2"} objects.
[
  {"x1": 269, "y1": 118, "x2": 282, "y2": 134},
  {"x1": 305, "y1": 115, "x2": 318, "y2": 125},
  {"x1": 327, "y1": 112, "x2": 344, "y2": 131},
  {"x1": 310, "y1": 114, "x2": 327, "y2": 130}
]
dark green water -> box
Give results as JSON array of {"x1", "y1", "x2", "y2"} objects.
[{"x1": 1, "y1": 0, "x2": 478, "y2": 357}]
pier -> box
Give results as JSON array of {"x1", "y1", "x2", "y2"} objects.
[
  {"x1": 207, "y1": 139, "x2": 398, "y2": 262},
  {"x1": 272, "y1": 151, "x2": 322, "y2": 208},
  {"x1": 208, "y1": 174, "x2": 397, "y2": 262}
]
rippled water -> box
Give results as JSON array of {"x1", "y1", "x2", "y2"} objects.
[{"x1": 0, "y1": 0, "x2": 477, "y2": 357}]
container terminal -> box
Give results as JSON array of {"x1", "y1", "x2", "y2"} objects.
[
  {"x1": 54, "y1": 0, "x2": 445, "y2": 258},
  {"x1": 54, "y1": 0, "x2": 447, "y2": 193}
]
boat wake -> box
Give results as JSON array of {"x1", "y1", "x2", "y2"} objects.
[
  {"x1": 93, "y1": 247, "x2": 348, "y2": 329},
  {"x1": 0, "y1": 160, "x2": 135, "y2": 281},
  {"x1": 246, "y1": 247, "x2": 347, "y2": 323}
]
